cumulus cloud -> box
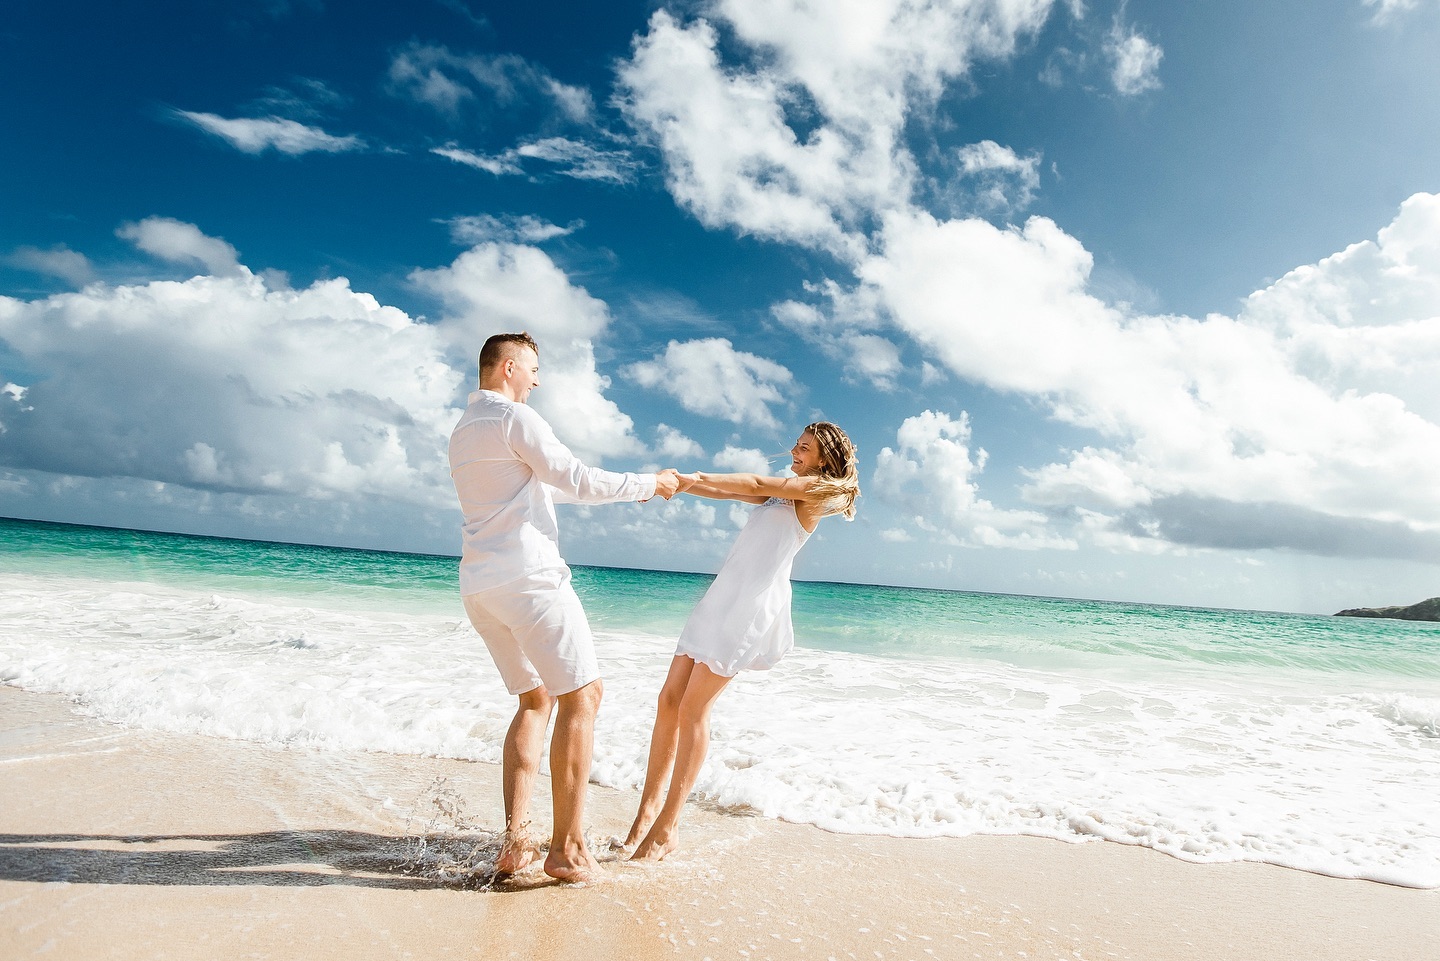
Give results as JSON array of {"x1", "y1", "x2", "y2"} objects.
[
  {"x1": 874, "y1": 410, "x2": 1072, "y2": 549},
  {"x1": 411, "y1": 242, "x2": 644, "y2": 463},
  {"x1": 0, "y1": 218, "x2": 654, "y2": 513},
  {"x1": 608, "y1": 0, "x2": 1440, "y2": 565},
  {"x1": 6, "y1": 245, "x2": 95, "y2": 287},
  {"x1": 713, "y1": 445, "x2": 774, "y2": 474},
  {"x1": 1236, "y1": 192, "x2": 1440, "y2": 424},
  {"x1": 0, "y1": 253, "x2": 460, "y2": 505},
  {"x1": 174, "y1": 111, "x2": 363, "y2": 155},
  {"x1": 843, "y1": 196, "x2": 1440, "y2": 560},
  {"x1": 616, "y1": 2, "x2": 1056, "y2": 258},
  {"x1": 117, "y1": 217, "x2": 243, "y2": 277},
  {"x1": 624, "y1": 338, "x2": 794, "y2": 429},
  {"x1": 653, "y1": 423, "x2": 705, "y2": 460},
  {"x1": 1106, "y1": 21, "x2": 1163, "y2": 96}
]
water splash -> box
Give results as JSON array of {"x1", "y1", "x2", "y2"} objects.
[{"x1": 399, "y1": 777, "x2": 505, "y2": 888}]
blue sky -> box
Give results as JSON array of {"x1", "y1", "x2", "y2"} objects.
[{"x1": 3, "y1": 0, "x2": 1440, "y2": 613}]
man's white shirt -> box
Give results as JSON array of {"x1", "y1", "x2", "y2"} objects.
[{"x1": 448, "y1": 389, "x2": 657, "y2": 595}]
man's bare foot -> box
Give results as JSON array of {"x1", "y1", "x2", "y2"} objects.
[
  {"x1": 544, "y1": 843, "x2": 603, "y2": 884},
  {"x1": 629, "y1": 827, "x2": 678, "y2": 862},
  {"x1": 494, "y1": 829, "x2": 541, "y2": 877}
]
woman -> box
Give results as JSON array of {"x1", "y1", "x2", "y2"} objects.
[{"x1": 623, "y1": 422, "x2": 860, "y2": 861}]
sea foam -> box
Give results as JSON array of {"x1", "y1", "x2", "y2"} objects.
[{"x1": 2, "y1": 571, "x2": 1438, "y2": 888}]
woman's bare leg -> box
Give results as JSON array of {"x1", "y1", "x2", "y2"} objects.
[
  {"x1": 622, "y1": 656, "x2": 695, "y2": 848},
  {"x1": 630, "y1": 662, "x2": 732, "y2": 862}
]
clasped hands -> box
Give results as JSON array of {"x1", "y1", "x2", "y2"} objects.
[{"x1": 651, "y1": 468, "x2": 698, "y2": 501}]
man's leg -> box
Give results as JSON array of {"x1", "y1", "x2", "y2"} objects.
[
  {"x1": 544, "y1": 677, "x2": 604, "y2": 882},
  {"x1": 495, "y1": 685, "x2": 555, "y2": 875}
]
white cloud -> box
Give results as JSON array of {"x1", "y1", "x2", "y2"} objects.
[
  {"x1": 1237, "y1": 192, "x2": 1440, "y2": 424},
  {"x1": 847, "y1": 196, "x2": 1440, "y2": 561},
  {"x1": 1106, "y1": 22, "x2": 1162, "y2": 96},
  {"x1": 653, "y1": 424, "x2": 705, "y2": 461},
  {"x1": 0, "y1": 259, "x2": 461, "y2": 505},
  {"x1": 388, "y1": 47, "x2": 475, "y2": 115},
  {"x1": 606, "y1": 0, "x2": 1440, "y2": 565},
  {"x1": 617, "y1": 3, "x2": 1056, "y2": 259},
  {"x1": 873, "y1": 410, "x2": 1072, "y2": 549},
  {"x1": 515, "y1": 137, "x2": 640, "y2": 183},
  {"x1": 713, "y1": 445, "x2": 774, "y2": 474},
  {"x1": 387, "y1": 43, "x2": 594, "y2": 124},
  {"x1": 6, "y1": 245, "x2": 95, "y2": 287},
  {"x1": 771, "y1": 301, "x2": 892, "y2": 391},
  {"x1": 443, "y1": 214, "x2": 581, "y2": 245},
  {"x1": 175, "y1": 111, "x2": 363, "y2": 155},
  {"x1": 116, "y1": 217, "x2": 243, "y2": 277},
  {"x1": 433, "y1": 138, "x2": 639, "y2": 184},
  {"x1": 0, "y1": 218, "x2": 659, "y2": 512},
  {"x1": 1363, "y1": 0, "x2": 1423, "y2": 24},
  {"x1": 954, "y1": 140, "x2": 1043, "y2": 213},
  {"x1": 411, "y1": 242, "x2": 644, "y2": 464},
  {"x1": 432, "y1": 145, "x2": 523, "y2": 176},
  {"x1": 624, "y1": 338, "x2": 794, "y2": 429}
]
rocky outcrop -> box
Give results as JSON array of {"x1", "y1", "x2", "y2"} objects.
[{"x1": 1335, "y1": 597, "x2": 1440, "y2": 621}]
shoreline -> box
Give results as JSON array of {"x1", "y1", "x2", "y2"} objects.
[{"x1": 3, "y1": 684, "x2": 1435, "y2": 961}]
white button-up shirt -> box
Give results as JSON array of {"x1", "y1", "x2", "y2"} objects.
[{"x1": 448, "y1": 389, "x2": 657, "y2": 594}]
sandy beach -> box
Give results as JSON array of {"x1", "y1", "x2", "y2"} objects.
[{"x1": 1, "y1": 685, "x2": 1434, "y2": 961}]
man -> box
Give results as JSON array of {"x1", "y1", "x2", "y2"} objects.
[{"x1": 448, "y1": 331, "x2": 680, "y2": 883}]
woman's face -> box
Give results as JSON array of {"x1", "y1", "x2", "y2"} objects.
[{"x1": 791, "y1": 430, "x2": 824, "y2": 476}]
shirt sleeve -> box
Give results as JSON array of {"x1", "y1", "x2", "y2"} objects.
[{"x1": 508, "y1": 404, "x2": 657, "y2": 504}]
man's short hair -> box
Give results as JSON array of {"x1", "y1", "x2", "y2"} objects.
[{"x1": 478, "y1": 332, "x2": 540, "y2": 378}]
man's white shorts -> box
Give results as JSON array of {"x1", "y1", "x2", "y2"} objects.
[{"x1": 461, "y1": 567, "x2": 599, "y2": 697}]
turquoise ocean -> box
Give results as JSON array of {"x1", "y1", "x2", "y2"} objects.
[{"x1": 2, "y1": 516, "x2": 1438, "y2": 886}]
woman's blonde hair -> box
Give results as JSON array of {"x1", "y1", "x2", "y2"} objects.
[{"x1": 804, "y1": 421, "x2": 860, "y2": 520}]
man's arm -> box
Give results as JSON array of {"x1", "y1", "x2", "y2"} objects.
[
  {"x1": 509, "y1": 404, "x2": 658, "y2": 504},
  {"x1": 550, "y1": 469, "x2": 680, "y2": 504}
]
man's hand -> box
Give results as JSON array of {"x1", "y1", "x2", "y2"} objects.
[{"x1": 653, "y1": 468, "x2": 681, "y2": 500}]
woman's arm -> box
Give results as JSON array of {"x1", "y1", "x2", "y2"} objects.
[
  {"x1": 683, "y1": 471, "x2": 817, "y2": 502},
  {"x1": 681, "y1": 478, "x2": 769, "y2": 505}
]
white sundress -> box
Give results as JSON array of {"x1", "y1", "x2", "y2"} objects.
[{"x1": 675, "y1": 497, "x2": 812, "y2": 677}]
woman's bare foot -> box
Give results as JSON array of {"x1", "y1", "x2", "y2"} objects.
[
  {"x1": 629, "y1": 827, "x2": 678, "y2": 862},
  {"x1": 620, "y1": 812, "x2": 654, "y2": 851},
  {"x1": 493, "y1": 828, "x2": 541, "y2": 877}
]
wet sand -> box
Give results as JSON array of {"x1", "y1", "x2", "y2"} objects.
[{"x1": 1, "y1": 685, "x2": 1434, "y2": 960}]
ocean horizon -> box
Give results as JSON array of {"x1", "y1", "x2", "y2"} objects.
[{"x1": 3, "y1": 515, "x2": 1438, "y2": 889}]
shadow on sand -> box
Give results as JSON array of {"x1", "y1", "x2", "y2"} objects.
[{"x1": 0, "y1": 830, "x2": 556, "y2": 891}]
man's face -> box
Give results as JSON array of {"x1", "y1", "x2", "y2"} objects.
[{"x1": 508, "y1": 347, "x2": 541, "y2": 403}]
